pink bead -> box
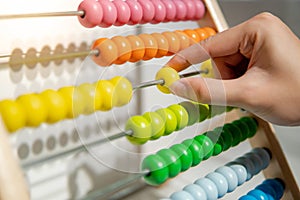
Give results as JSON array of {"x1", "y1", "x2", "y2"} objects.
[
  {"x1": 137, "y1": 0, "x2": 155, "y2": 23},
  {"x1": 151, "y1": 0, "x2": 166, "y2": 23},
  {"x1": 98, "y1": 0, "x2": 117, "y2": 27},
  {"x1": 160, "y1": 0, "x2": 176, "y2": 22},
  {"x1": 174, "y1": 0, "x2": 187, "y2": 20},
  {"x1": 193, "y1": 0, "x2": 205, "y2": 20},
  {"x1": 126, "y1": 0, "x2": 143, "y2": 25},
  {"x1": 77, "y1": 0, "x2": 103, "y2": 28},
  {"x1": 181, "y1": 0, "x2": 196, "y2": 20},
  {"x1": 113, "y1": 0, "x2": 131, "y2": 26}
]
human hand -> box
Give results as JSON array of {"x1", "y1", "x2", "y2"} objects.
[{"x1": 167, "y1": 13, "x2": 300, "y2": 126}]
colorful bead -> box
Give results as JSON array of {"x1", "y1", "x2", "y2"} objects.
[
  {"x1": 126, "y1": 0, "x2": 143, "y2": 25},
  {"x1": 77, "y1": 83, "x2": 97, "y2": 114},
  {"x1": 162, "y1": 31, "x2": 180, "y2": 55},
  {"x1": 224, "y1": 123, "x2": 242, "y2": 147},
  {"x1": 232, "y1": 156, "x2": 256, "y2": 181},
  {"x1": 160, "y1": 0, "x2": 177, "y2": 22},
  {"x1": 179, "y1": 101, "x2": 200, "y2": 126},
  {"x1": 170, "y1": 144, "x2": 193, "y2": 172},
  {"x1": 239, "y1": 196, "x2": 257, "y2": 200},
  {"x1": 206, "y1": 172, "x2": 229, "y2": 198},
  {"x1": 193, "y1": 0, "x2": 205, "y2": 20},
  {"x1": 244, "y1": 152, "x2": 264, "y2": 175},
  {"x1": 125, "y1": 115, "x2": 152, "y2": 145},
  {"x1": 151, "y1": 0, "x2": 167, "y2": 23},
  {"x1": 111, "y1": 36, "x2": 132, "y2": 64},
  {"x1": 240, "y1": 117, "x2": 258, "y2": 138},
  {"x1": 155, "y1": 108, "x2": 177, "y2": 135},
  {"x1": 262, "y1": 179, "x2": 285, "y2": 199},
  {"x1": 183, "y1": 184, "x2": 207, "y2": 200},
  {"x1": 95, "y1": 80, "x2": 115, "y2": 111},
  {"x1": 77, "y1": 0, "x2": 103, "y2": 28},
  {"x1": 233, "y1": 120, "x2": 250, "y2": 141},
  {"x1": 181, "y1": 0, "x2": 196, "y2": 20},
  {"x1": 109, "y1": 76, "x2": 133, "y2": 107},
  {"x1": 137, "y1": 0, "x2": 155, "y2": 23},
  {"x1": 143, "y1": 112, "x2": 165, "y2": 140},
  {"x1": 215, "y1": 166, "x2": 238, "y2": 192},
  {"x1": 182, "y1": 139, "x2": 203, "y2": 166},
  {"x1": 175, "y1": 30, "x2": 190, "y2": 51},
  {"x1": 214, "y1": 126, "x2": 233, "y2": 151},
  {"x1": 126, "y1": 35, "x2": 145, "y2": 62},
  {"x1": 174, "y1": 0, "x2": 187, "y2": 20},
  {"x1": 198, "y1": 103, "x2": 210, "y2": 122},
  {"x1": 194, "y1": 135, "x2": 214, "y2": 160},
  {"x1": 228, "y1": 164, "x2": 247, "y2": 186},
  {"x1": 195, "y1": 28, "x2": 209, "y2": 41},
  {"x1": 40, "y1": 89, "x2": 67, "y2": 123},
  {"x1": 167, "y1": 104, "x2": 189, "y2": 131},
  {"x1": 58, "y1": 86, "x2": 86, "y2": 118},
  {"x1": 252, "y1": 148, "x2": 271, "y2": 170},
  {"x1": 113, "y1": 0, "x2": 131, "y2": 26},
  {"x1": 194, "y1": 178, "x2": 218, "y2": 200},
  {"x1": 139, "y1": 34, "x2": 158, "y2": 60},
  {"x1": 184, "y1": 29, "x2": 201, "y2": 43},
  {"x1": 248, "y1": 189, "x2": 269, "y2": 200},
  {"x1": 92, "y1": 38, "x2": 118, "y2": 66},
  {"x1": 157, "y1": 149, "x2": 181, "y2": 178},
  {"x1": 16, "y1": 94, "x2": 48, "y2": 127},
  {"x1": 201, "y1": 59, "x2": 215, "y2": 78},
  {"x1": 170, "y1": 191, "x2": 195, "y2": 200},
  {"x1": 155, "y1": 67, "x2": 180, "y2": 94},
  {"x1": 141, "y1": 154, "x2": 169, "y2": 186},
  {"x1": 98, "y1": 0, "x2": 117, "y2": 27},
  {"x1": 0, "y1": 100, "x2": 26, "y2": 132},
  {"x1": 203, "y1": 27, "x2": 217, "y2": 37},
  {"x1": 151, "y1": 33, "x2": 169, "y2": 58},
  {"x1": 255, "y1": 184, "x2": 277, "y2": 199}
]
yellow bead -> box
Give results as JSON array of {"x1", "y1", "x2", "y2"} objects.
[
  {"x1": 95, "y1": 80, "x2": 115, "y2": 111},
  {"x1": 125, "y1": 116, "x2": 152, "y2": 145},
  {"x1": 40, "y1": 90, "x2": 67, "y2": 123},
  {"x1": 0, "y1": 100, "x2": 26, "y2": 132},
  {"x1": 77, "y1": 83, "x2": 98, "y2": 114},
  {"x1": 58, "y1": 86, "x2": 86, "y2": 118},
  {"x1": 201, "y1": 59, "x2": 215, "y2": 78},
  {"x1": 16, "y1": 94, "x2": 48, "y2": 127},
  {"x1": 109, "y1": 76, "x2": 133, "y2": 107},
  {"x1": 155, "y1": 67, "x2": 180, "y2": 94}
]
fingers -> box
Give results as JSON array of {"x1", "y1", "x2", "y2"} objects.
[{"x1": 169, "y1": 77, "x2": 243, "y2": 107}]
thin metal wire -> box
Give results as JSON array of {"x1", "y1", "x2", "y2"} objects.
[
  {"x1": 22, "y1": 129, "x2": 133, "y2": 169},
  {"x1": 0, "y1": 10, "x2": 84, "y2": 20}
]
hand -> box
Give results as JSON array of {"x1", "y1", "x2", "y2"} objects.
[{"x1": 167, "y1": 13, "x2": 300, "y2": 126}]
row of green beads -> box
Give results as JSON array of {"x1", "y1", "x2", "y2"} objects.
[{"x1": 141, "y1": 117, "x2": 258, "y2": 186}]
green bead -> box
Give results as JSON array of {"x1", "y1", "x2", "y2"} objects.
[
  {"x1": 214, "y1": 126, "x2": 233, "y2": 151},
  {"x1": 125, "y1": 116, "x2": 152, "y2": 145},
  {"x1": 240, "y1": 117, "x2": 258, "y2": 138},
  {"x1": 194, "y1": 135, "x2": 214, "y2": 160},
  {"x1": 182, "y1": 139, "x2": 203, "y2": 166},
  {"x1": 233, "y1": 120, "x2": 249, "y2": 141},
  {"x1": 179, "y1": 101, "x2": 200, "y2": 126},
  {"x1": 156, "y1": 108, "x2": 177, "y2": 136},
  {"x1": 198, "y1": 103, "x2": 210, "y2": 122},
  {"x1": 224, "y1": 123, "x2": 242, "y2": 147},
  {"x1": 226, "y1": 106, "x2": 235, "y2": 112},
  {"x1": 170, "y1": 144, "x2": 193, "y2": 172},
  {"x1": 142, "y1": 154, "x2": 169, "y2": 186},
  {"x1": 209, "y1": 105, "x2": 227, "y2": 118},
  {"x1": 143, "y1": 112, "x2": 165, "y2": 140},
  {"x1": 167, "y1": 104, "x2": 189, "y2": 131},
  {"x1": 213, "y1": 143, "x2": 223, "y2": 156},
  {"x1": 204, "y1": 131, "x2": 224, "y2": 155},
  {"x1": 157, "y1": 149, "x2": 182, "y2": 178}
]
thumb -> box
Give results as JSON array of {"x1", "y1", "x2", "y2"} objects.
[{"x1": 169, "y1": 77, "x2": 243, "y2": 106}]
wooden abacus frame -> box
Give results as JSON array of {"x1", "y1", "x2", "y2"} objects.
[{"x1": 0, "y1": 1, "x2": 299, "y2": 200}]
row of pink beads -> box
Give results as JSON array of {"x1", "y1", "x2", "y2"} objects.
[{"x1": 78, "y1": 0, "x2": 205, "y2": 28}]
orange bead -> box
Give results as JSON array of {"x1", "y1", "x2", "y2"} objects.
[
  {"x1": 184, "y1": 29, "x2": 201, "y2": 43},
  {"x1": 92, "y1": 38, "x2": 118, "y2": 66},
  {"x1": 126, "y1": 35, "x2": 145, "y2": 62},
  {"x1": 139, "y1": 34, "x2": 158, "y2": 60},
  {"x1": 151, "y1": 33, "x2": 169, "y2": 58},
  {"x1": 203, "y1": 27, "x2": 217, "y2": 37},
  {"x1": 195, "y1": 28, "x2": 208, "y2": 40},
  {"x1": 162, "y1": 31, "x2": 180, "y2": 56},
  {"x1": 175, "y1": 30, "x2": 190, "y2": 51},
  {"x1": 111, "y1": 36, "x2": 132, "y2": 64}
]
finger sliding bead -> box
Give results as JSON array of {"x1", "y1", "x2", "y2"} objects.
[
  {"x1": 77, "y1": 0, "x2": 206, "y2": 28},
  {"x1": 91, "y1": 27, "x2": 216, "y2": 66}
]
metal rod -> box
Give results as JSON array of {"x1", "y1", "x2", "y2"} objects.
[
  {"x1": 0, "y1": 10, "x2": 84, "y2": 20},
  {"x1": 22, "y1": 130, "x2": 133, "y2": 169}
]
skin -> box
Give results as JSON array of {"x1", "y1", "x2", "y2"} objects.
[{"x1": 166, "y1": 13, "x2": 300, "y2": 126}]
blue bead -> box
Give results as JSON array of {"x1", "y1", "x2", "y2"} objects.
[
  {"x1": 234, "y1": 156, "x2": 256, "y2": 180},
  {"x1": 183, "y1": 184, "x2": 207, "y2": 200},
  {"x1": 256, "y1": 184, "x2": 277, "y2": 198},
  {"x1": 244, "y1": 152, "x2": 264, "y2": 175},
  {"x1": 215, "y1": 166, "x2": 238, "y2": 192},
  {"x1": 170, "y1": 191, "x2": 195, "y2": 200},
  {"x1": 239, "y1": 195, "x2": 257, "y2": 200},
  {"x1": 262, "y1": 179, "x2": 285, "y2": 199},
  {"x1": 205, "y1": 172, "x2": 228, "y2": 198},
  {"x1": 228, "y1": 164, "x2": 247, "y2": 186},
  {"x1": 248, "y1": 189, "x2": 269, "y2": 200},
  {"x1": 266, "y1": 193, "x2": 275, "y2": 200},
  {"x1": 194, "y1": 178, "x2": 218, "y2": 200},
  {"x1": 251, "y1": 148, "x2": 271, "y2": 169}
]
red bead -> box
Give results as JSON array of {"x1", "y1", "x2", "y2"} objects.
[
  {"x1": 160, "y1": 0, "x2": 177, "y2": 22},
  {"x1": 126, "y1": 0, "x2": 143, "y2": 25},
  {"x1": 151, "y1": 0, "x2": 167, "y2": 23},
  {"x1": 113, "y1": 0, "x2": 131, "y2": 26},
  {"x1": 137, "y1": 0, "x2": 155, "y2": 23},
  {"x1": 181, "y1": 0, "x2": 196, "y2": 20},
  {"x1": 174, "y1": 0, "x2": 187, "y2": 20},
  {"x1": 98, "y1": 0, "x2": 117, "y2": 27},
  {"x1": 77, "y1": 0, "x2": 103, "y2": 28},
  {"x1": 193, "y1": 0, "x2": 205, "y2": 20}
]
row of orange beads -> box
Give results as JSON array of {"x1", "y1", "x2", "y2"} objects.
[
  {"x1": 92, "y1": 27, "x2": 216, "y2": 66},
  {"x1": 0, "y1": 76, "x2": 132, "y2": 133}
]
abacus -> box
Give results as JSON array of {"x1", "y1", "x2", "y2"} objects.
[{"x1": 0, "y1": 0, "x2": 299, "y2": 200}]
